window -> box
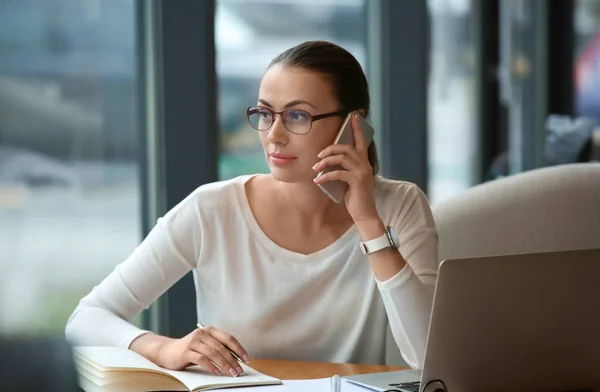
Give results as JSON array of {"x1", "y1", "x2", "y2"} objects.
[
  {"x1": 215, "y1": 0, "x2": 368, "y2": 180},
  {"x1": 575, "y1": 0, "x2": 600, "y2": 127},
  {"x1": 427, "y1": 0, "x2": 479, "y2": 203},
  {"x1": 0, "y1": 0, "x2": 142, "y2": 334}
]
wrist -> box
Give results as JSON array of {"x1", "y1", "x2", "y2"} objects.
[
  {"x1": 130, "y1": 333, "x2": 173, "y2": 366},
  {"x1": 355, "y1": 216, "x2": 386, "y2": 241},
  {"x1": 153, "y1": 336, "x2": 172, "y2": 366}
]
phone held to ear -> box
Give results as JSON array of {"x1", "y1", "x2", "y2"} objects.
[{"x1": 316, "y1": 111, "x2": 375, "y2": 203}]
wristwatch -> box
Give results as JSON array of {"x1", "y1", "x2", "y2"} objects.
[{"x1": 359, "y1": 226, "x2": 400, "y2": 255}]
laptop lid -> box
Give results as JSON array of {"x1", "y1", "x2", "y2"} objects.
[{"x1": 420, "y1": 247, "x2": 600, "y2": 392}]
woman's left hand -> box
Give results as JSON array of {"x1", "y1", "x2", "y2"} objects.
[{"x1": 313, "y1": 113, "x2": 380, "y2": 224}]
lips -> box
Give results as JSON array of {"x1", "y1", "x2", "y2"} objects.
[{"x1": 269, "y1": 153, "x2": 296, "y2": 160}]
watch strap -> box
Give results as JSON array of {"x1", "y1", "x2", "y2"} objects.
[{"x1": 360, "y1": 228, "x2": 393, "y2": 255}]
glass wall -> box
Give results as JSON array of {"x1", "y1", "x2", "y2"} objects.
[
  {"x1": 215, "y1": 0, "x2": 368, "y2": 180},
  {"x1": 575, "y1": 0, "x2": 600, "y2": 127},
  {"x1": 0, "y1": 0, "x2": 142, "y2": 334},
  {"x1": 427, "y1": 0, "x2": 479, "y2": 203}
]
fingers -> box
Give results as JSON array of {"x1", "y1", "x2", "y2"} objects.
[
  {"x1": 314, "y1": 169, "x2": 352, "y2": 185},
  {"x1": 318, "y1": 144, "x2": 358, "y2": 160},
  {"x1": 206, "y1": 326, "x2": 250, "y2": 364},
  {"x1": 351, "y1": 112, "x2": 367, "y2": 153},
  {"x1": 184, "y1": 350, "x2": 221, "y2": 376},
  {"x1": 312, "y1": 154, "x2": 360, "y2": 174},
  {"x1": 189, "y1": 328, "x2": 243, "y2": 377},
  {"x1": 193, "y1": 339, "x2": 242, "y2": 377},
  {"x1": 200, "y1": 334, "x2": 244, "y2": 377}
]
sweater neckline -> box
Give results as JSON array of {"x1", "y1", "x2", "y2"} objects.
[{"x1": 234, "y1": 174, "x2": 359, "y2": 262}]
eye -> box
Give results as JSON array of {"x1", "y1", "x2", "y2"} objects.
[
  {"x1": 286, "y1": 110, "x2": 310, "y2": 123},
  {"x1": 257, "y1": 108, "x2": 272, "y2": 119}
]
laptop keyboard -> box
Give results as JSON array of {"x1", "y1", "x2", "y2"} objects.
[{"x1": 386, "y1": 381, "x2": 421, "y2": 392}]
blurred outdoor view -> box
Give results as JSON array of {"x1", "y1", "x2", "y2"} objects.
[
  {"x1": 1, "y1": 0, "x2": 599, "y2": 336},
  {"x1": 0, "y1": 0, "x2": 141, "y2": 334},
  {"x1": 575, "y1": 0, "x2": 600, "y2": 125},
  {"x1": 427, "y1": 0, "x2": 477, "y2": 203}
]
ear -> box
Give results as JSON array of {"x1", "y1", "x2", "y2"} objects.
[{"x1": 356, "y1": 109, "x2": 366, "y2": 118}]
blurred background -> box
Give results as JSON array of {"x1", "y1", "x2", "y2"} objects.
[{"x1": 0, "y1": 0, "x2": 599, "y2": 338}]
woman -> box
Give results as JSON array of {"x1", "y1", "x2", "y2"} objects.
[{"x1": 65, "y1": 41, "x2": 439, "y2": 377}]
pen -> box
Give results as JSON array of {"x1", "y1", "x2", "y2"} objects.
[{"x1": 196, "y1": 323, "x2": 243, "y2": 363}]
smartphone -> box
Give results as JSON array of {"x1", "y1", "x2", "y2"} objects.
[{"x1": 316, "y1": 111, "x2": 375, "y2": 203}]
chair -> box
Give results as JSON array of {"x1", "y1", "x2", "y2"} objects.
[
  {"x1": 433, "y1": 162, "x2": 600, "y2": 261},
  {"x1": 385, "y1": 162, "x2": 600, "y2": 366}
]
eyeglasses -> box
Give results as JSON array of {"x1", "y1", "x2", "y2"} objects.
[{"x1": 246, "y1": 106, "x2": 347, "y2": 135}]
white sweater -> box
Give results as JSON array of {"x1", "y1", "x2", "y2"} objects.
[{"x1": 65, "y1": 175, "x2": 439, "y2": 369}]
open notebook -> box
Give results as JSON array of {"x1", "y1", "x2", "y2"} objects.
[{"x1": 73, "y1": 347, "x2": 282, "y2": 392}]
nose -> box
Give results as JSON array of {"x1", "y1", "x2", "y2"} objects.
[{"x1": 266, "y1": 114, "x2": 289, "y2": 145}]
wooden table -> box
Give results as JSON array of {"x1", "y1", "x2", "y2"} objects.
[{"x1": 248, "y1": 358, "x2": 408, "y2": 380}]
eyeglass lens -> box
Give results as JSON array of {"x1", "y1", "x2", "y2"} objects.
[{"x1": 247, "y1": 107, "x2": 313, "y2": 134}]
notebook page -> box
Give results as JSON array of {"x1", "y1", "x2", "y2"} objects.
[
  {"x1": 207, "y1": 378, "x2": 332, "y2": 392},
  {"x1": 164, "y1": 362, "x2": 281, "y2": 391}
]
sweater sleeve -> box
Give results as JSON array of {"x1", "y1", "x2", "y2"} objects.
[
  {"x1": 65, "y1": 195, "x2": 203, "y2": 348},
  {"x1": 375, "y1": 184, "x2": 439, "y2": 369}
]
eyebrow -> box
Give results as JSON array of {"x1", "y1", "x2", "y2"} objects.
[{"x1": 258, "y1": 99, "x2": 317, "y2": 109}]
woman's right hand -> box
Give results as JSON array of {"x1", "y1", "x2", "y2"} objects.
[{"x1": 131, "y1": 326, "x2": 249, "y2": 377}]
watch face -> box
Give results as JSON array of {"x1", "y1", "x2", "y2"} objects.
[{"x1": 388, "y1": 226, "x2": 400, "y2": 248}]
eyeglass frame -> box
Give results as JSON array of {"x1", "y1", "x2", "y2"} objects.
[{"x1": 246, "y1": 105, "x2": 348, "y2": 135}]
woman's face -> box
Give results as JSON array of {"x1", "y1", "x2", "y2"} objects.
[{"x1": 255, "y1": 64, "x2": 345, "y2": 183}]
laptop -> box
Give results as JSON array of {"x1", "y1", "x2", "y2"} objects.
[{"x1": 345, "y1": 248, "x2": 600, "y2": 392}]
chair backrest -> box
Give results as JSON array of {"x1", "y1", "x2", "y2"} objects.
[
  {"x1": 385, "y1": 163, "x2": 600, "y2": 366},
  {"x1": 432, "y1": 162, "x2": 600, "y2": 261}
]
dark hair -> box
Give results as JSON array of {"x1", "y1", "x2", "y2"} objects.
[{"x1": 269, "y1": 40, "x2": 379, "y2": 175}]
